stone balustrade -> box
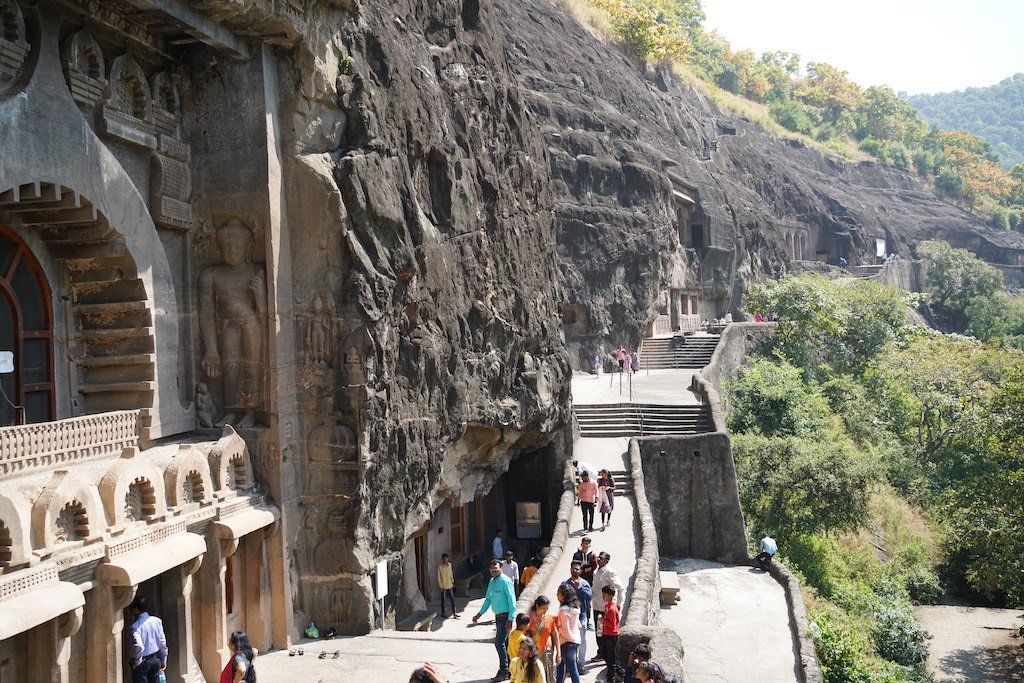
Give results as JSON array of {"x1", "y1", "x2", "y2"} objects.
[{"x1": 0, "y1": 411, "x2": 140, "y2": 477}]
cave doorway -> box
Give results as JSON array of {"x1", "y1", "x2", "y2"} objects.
[
  {"x1": 412, "y1": 529, "x2": 430, "y2": 601},
  {"x1": 690, "y1": 225, "x2": 705, "y2": 250}
]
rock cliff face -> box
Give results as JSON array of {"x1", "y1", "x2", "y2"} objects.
[
  {"x1": 281, "y1": 0, "x2": 571, "y2": 631},
  {"x1": 493, "y1": 0, "x2": 1006, "y2": 366}
]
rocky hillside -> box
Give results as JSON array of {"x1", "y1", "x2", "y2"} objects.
[{"x1": 493, "y1": 0, "x2": 1015, "y2": 365}]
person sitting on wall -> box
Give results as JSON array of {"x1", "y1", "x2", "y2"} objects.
[{"x1": 754, "y1": 534, "x2": 778, "y2": 572}]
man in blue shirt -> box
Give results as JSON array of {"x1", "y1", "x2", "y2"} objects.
[
  {"x1": 473, "y1": 559, "x2": 517, "y2": 682},
  {"x1": 492, "y1": 529, "x2": 504, "y2": 561},
  {"x1": 755, "y1": 534, "x2": 778, "y2": 572},
  {"x1": 128, "y1": 596, "x2": 168, "y2": 683},
  {"x1": 563, "y1": 560, "x2": 593, "y2": 673}
]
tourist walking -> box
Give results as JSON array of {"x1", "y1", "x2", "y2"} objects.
[
  {"x1": 571, "y1": 537, "x2": 596, "y2": 586},
  {"x1": 510, "y1": 635, "x2": 547, "y2": 683},
  {"x1": 555, "y1": 584, "x2": 582, "y2": 683},
  {"x1": 563, "y1": 561, "x2": 592, "y2": 672},
  {"x1": 493, "y1": 529, "x2": 505, "y2": 560},
  {"x1": 473, "y1": 559, "x2": 518, "y2": 681},
  {"x1": 630, "y1": 349, "x2": 639, "y2": 373},
  {"x1": 591, "y1": 551, "x2": 624, "y2": 632},
  {"x1": 615, "y1": 346, "x2": 626, "y2": 372},
  {"x1": 623, "y1": 351, "x2": 632, "y2": 374},
  {"x1": 596, "y1": 586, "x2": 621, "y2": 678},
  {"x1": 502, "y1": 550, "x2": 521, "y2": 593},
  {"x1": 438, "y1": 553, "x2": 460, "y2": 618},
  {"x1": 128, "y1": 596, "x2": 167, "y2": 683},
  {"x1": 597, "y1": 470, "x2": 615, "y2": 530},
  {"x1": 578, "y1": 472, "x2": 597, "y2": 532},
  {"x1": 220, "y1": 630, "x2": 256, "y2": 683},
  {"x1": 528, "y1": 596, "x2": 560, "y2": 683}
]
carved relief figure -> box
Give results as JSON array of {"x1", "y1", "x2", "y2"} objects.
[
  {"x1": 305, "y1": 294, "x2": 338, "y2": 367},
  {"x1": 199, "y1": 218, "x2": 267, "y2": 428},
  {"x1": 195, "y1": 382, "x2": 214, "y2": 428}
]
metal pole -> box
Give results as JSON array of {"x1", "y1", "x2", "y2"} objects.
[{"x1": 619, "y1": 366, "x2": 623, "y2": 395}]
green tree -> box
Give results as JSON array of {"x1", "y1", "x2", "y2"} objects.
[
  {"x1": 797, "y1": 62, "x2": 862, "y2": 136},
  {"x1": 965, "y1": 292, "x2": 1024, "y2": 348},
  {"x1": 726, "y1": 357, "x2": 831, "y2": 437},
  {"x1": 916, "y1": 240, "x2": 1003, "y2": 309},
  {"x1": 732, "y1": 432, "x2": 877, "y2": 541},
  {"x1": 856, "y1": 85, "x2": 927, "y2": 145},
  {"x1": 744, "y1": 274, "x2": 913, "y2": 374}
]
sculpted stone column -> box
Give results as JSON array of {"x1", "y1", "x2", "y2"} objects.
[
  {"x1": 163, "y1": 555, "x2": 203, "y2": 683},
  {"x1": 241, "y1": 532, "x2": 270, "y2": 651},
  {"x1": 266, "y1": 521, "x2": 291, "y2": 648},
  {"x1": 25, "y1": 610, "x2": 81, "y2": 683},
  {"x1": 198, "y1": 218, "x2": 267, "y2": 429},
  {"x1": 198, "y1": 536, "x2": 236, "y2": 681},
  {"x1": 85, "y1": 583, "x2": 136, "y2": 683}
]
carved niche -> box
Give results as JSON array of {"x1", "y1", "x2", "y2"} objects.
[
  {"x1": 98, "y1": 53, "x2": 157, "y2": 149},
  {"x1": 0, "y1": 0, "x2": 29, "y2": 87},
  {"x1": 198, "y1": 218, "x2": 268, "y2": 429},
  {"x1": 149, "y1": 71, "x2": 192, "y2": 229},
  {"x1": 306, "y1": 423, "x2": 359, "y2": 497},
  {"x1": 63, "y1": 30, "x2": 107, "y2": 111}
]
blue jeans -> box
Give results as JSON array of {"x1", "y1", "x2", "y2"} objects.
[
  {"x1": 494, "y1": 615, "x2": 510, "y2": 672},
  {"x1": 441, "y1": 588, "x2": 457, "y2": 616},
  {"x1": 578, "y1": 618, "x2": 588, "y2": 663},
  {"x1": 557, "y1": 642, "x2": 581, "y2": 683}
]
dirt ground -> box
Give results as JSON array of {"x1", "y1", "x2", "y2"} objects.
[{"x1": 916, "y1": 605, "x2": 1024, "y2": 682}]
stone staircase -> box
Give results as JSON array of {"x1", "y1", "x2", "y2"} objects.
[
  {"x1": 0, "y1": 182, "x2": 155, "y2": 414},
  {"x1": 606, "y1": 468, "x2": 632, "y2": 494},
  {"x1": 575, "y1": 403, "x2": 712, "y2": 437},
  {"x1": 852, "y1": 264, "x2": 883, "y2": 279},
  {"x1": 640, "y1": 334, "x2": 720, "y2": 369}
]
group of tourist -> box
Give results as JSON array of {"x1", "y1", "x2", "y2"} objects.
[
  {"x1": 593, "y1": 347, "x2": 640, "y2": 376},
  {"x1": 127, "y1": 596, "x2": 255, "y2": 682}
]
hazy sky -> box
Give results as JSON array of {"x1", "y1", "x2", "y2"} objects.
[{"x1": 701, "y1": 0, "x2": 1024, "y2": 95}]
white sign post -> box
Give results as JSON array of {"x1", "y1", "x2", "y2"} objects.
[{"x1": 374, "y1": 560, "x2": 388, "y2": 631}]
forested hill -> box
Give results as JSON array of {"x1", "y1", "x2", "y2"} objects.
[{"x1": 907, "y1": 74, "x2": 1024, "y2": 170}]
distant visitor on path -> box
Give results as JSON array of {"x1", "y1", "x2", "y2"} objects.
[
  {"x1": 615, "y1": 346, "x2": 626, "y2": 371},
  {"x1": 623, "y1": 351, "x2": 632, "y2": 374},
  {"x1": 755, "y1": 534, "x2": 777, "y2": 572},
  {"x1": 473, "y1": 559, "x2": 518, "y2": 682},
  {"x1": 597, "y1": 470, "x2": 615, "y2": 530},
  {"x1": 754, "y1": 311, "x2": 764, "y2": 323},
  {"x1": 630, "y1": 350, "x2": 639, "y2": 373},
  {"x1": 493, "y1": 529, "x2": 505, "y2": 561},
  {"x1": 594, "y1": 352, "x2": 604, "y2": 377},
  {"x1": 438, "y1": 553, "x2": 460, "y2": 619},
  {"x1": 128, "y1": 596, "x2": 167, "y2": 683},
  {"x1": 521, "y1": 557, "x2": 541, "y2": 588},
  {"x1": 502, "y1": 550, "x2": 521, "y2": 594},
  {"x1": 592, "y1": 551, "x2": 624, "y2": 629},
  {"x1": 578, "y1": 472, "x2": 598, "y2": 532}
]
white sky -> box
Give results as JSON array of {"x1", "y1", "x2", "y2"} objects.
[{"x1": 701, "y1": 0, "x2": 1024, "y2": 94}]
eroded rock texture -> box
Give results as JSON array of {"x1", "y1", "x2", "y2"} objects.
[
  {"x1": 281, "y1": 0, "x2": 571, "y2": 632},
  {"x1": 494, "y1": 0, "x2": 1006, "y2": 366}
]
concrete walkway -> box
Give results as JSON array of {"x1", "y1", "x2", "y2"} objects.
[
  {"x1": 916, "y1": 605, "x2": 1024, "y2": 682},
  {"x1": 660, "y1": 558, "x2": 800, "y2": 683},
  {"x1": 533, "y1": 436, "x2": 639, "y2": 679},
  {"x1": 571, "y1": 369, "x2": 702, "y2": 406}
]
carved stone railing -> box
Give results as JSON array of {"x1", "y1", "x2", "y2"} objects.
[
  {"x1": 0, "y1": 563, "x2": 58, "y2": 601},
  {"x1": 0, "y1": 411, "x2": 140, "y2": 477}
]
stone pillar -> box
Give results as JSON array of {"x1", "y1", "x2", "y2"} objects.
[
  {"x1": 85, "y1": 582, "x2": 136, "y2": 683},
  {"x1": 242, "y1": 531, "x2": 271, "y2": 651},
  {"x1": 198, "y1": 537, "x2": 236, "y2": 681},
  {"x1": 163, "y1": 555, "x2": 203, "y2": 683},
  {"x1": 266, "y1": 522, "x2": 290, "y2": 648},
  {"x1": 49, "y1": 607, "x2": 84, "y2": 683}
]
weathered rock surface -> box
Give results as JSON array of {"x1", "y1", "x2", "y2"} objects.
[{"x1": 493, "y1": 0, "x2": 1015, "y2": 365}]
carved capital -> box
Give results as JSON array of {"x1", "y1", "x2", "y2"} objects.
[{"x1": 57, "y1": 606, "x2": 84, "y2": 639}]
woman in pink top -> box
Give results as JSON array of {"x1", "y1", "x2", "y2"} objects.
[{"x1": 555, "y1": 584, "x2": 582, "y2": 683}]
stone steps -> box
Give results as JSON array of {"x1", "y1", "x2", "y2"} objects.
[
  {"x1": 575, "y1": 403, "x2": 711, "y2": 437},
  {"x1": 640, "y1": 335, "x2": 720, "y2": 369}
]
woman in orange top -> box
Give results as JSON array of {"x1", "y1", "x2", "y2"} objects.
[
  {"x1": 528, "y1": 595, "x2": 560, "y2": 683},
  {"x1": 521, "y1": 557, "x2": 541, "y2": 588}
]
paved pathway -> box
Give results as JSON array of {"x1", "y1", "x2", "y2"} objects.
[
  {"x1": 660, "y1": 558, "x2": 800, "y2": 683},
  {"x1": 571, "y1": 369, "x2": 701, "y2": 406},
  {"x1": 916, "y1": 605, "x2": 1024, "y2": 682}
]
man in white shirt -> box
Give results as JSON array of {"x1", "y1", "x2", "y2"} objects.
[
  {"x1": 591, "y1": 550, "x2": 624, "y2": 653},
  {"x1": 500, "y1": 550, "x2": 520, "y2": 595},
  {"x1": 128, "y1": 596, "x2": 167, "y2": 683}
]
